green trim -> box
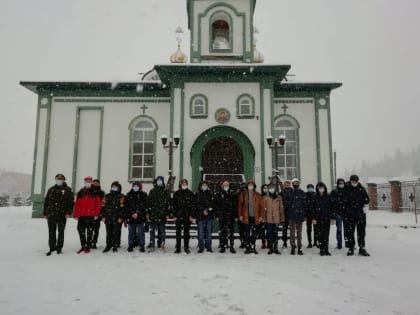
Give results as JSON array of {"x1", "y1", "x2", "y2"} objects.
[
  {"x1": 259, "y1": 87, "x2": 266, "y2": 185},
  {"x1": 127, "y1": 115, "x2": 159, "y2": 183},
  {"x1": 314, "y1": 99, "x2": 322, "y2": 182},
  {"x1": 54, "y1": 98, "x2": 170, "y2": 103},
  {"x1": 208, "y1": 10, "x2": 234, "y2": 54},
  {"x1": 32, "y1": 194, "x2": 44, "y2": 218},
  {"x1": 179, "y1": 89, "x2": 186, "y2": 180},
  {"x1": 190, "y1": 126, "x2": 255, "y2": 191},
  {"x1": 189, "y1": 93, "x2": 209, "y2": 118},
  {"x1": 71, "y1": 107, "x2": 104, "y2": 191},
  {"x1": 41, "y1": 98, "x2": 52, "y2": 201},
  {"x1": 236, "y1": 93, "x2": 255, "y2": 118},
  {"x1": 272, "y1": 114, "x2": 301, "y2": 180}
]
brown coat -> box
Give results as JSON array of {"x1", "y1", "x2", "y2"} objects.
[
  {"x1": 238, "y1": 190, "x2": 263, "y2": 224},
  {"x1": 262, "y1": 194, "x2": 285, "y2": 224}
]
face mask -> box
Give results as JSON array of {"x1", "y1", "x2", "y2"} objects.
[
  {"x1": 319, "y1": 188, "x2": 325, "y2": 194},
  {"x1": 307, "y1": 187, "x2": 314, "y2": 193},
  {"x1": 263, "y1": 188, "x2": 268, "y2": 194},
  {"x1": 293, "y1": 184, "x2": 299, "y2": 190},
  {"x1": 248, "y1": 185, "x2": 254, "y2": 191},
  {"x1": 85, "y1": 182, "x2": 92, "y2": 189},
  {"x1": 156, "y1": 180, "x2": 163, "y2": 186},
  {"x1": 181, "y1": 185, "x2": 188, "y2": 190},
  {"x1": 338, "y1": 183, "x2": 345, "y2": 189},
  {"x1": 268, "y1": 188, "x2": 275, "y2": 194},
  {"x1": 55, "y1": 180, "x2": 63, "y2": 186},
  {"x1": 133, "y1": 186, "x2": 140, "y2": 192},
  {"x1": 351, "y1": 182, "x2": 358, "y2": 187},
  {"x1": 201, "y1": 185, "x2": 208, "y2": 191},
  {"x1": 223, "y1": 186, "x2": 229, "y2": 192},
  {"x1": 111, "y1": 186, "x2": 119, "y2": 192}
]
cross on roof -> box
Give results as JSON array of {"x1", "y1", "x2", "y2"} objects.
[
  {"x1": 140, "y1": 104, "x2": 148, "y2": 114},
  {"x1": 281, "y1": 103, "x2": 288, "y2": 114}
]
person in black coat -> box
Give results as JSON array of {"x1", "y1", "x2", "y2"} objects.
[
  {"x1": 125, "y1": 181, "x2": 148, "y2": 252},
  {"x1": 330, "y1": 178, "x2": 347, "y2": 249},
  {"x1": 305, "y1": 184, "x2": 318, "y2": 248},
  {"x1": 344, "y1": 175, "x2": 370, "y2": 256},
  {"x1": 92, "y1": 179, "x2": 105, "y2": 249},
  {"x1": 101, "y1": 181, "x2": 125, "y2": 253},
  {"x1": 313, "y1": 182, "x2": 335, "y2": 256},
  {"x1": 195, "y1": 181, "x2": 214, "y2": 253},
  {"x1": 257, "y1": 184, "x2": 269, "y2": 249},
  {"x1": 172, "y1": 179, "x2": 195, "y2": 254},
  {"x1": 281, "y1": 180, "x2": 292, "y2": 248},
  {"x1": 214, "y1": 181, "x2": 237, "y2": 253},
  {"x1": 43, "y1": 173, "x2": 74, "y2": 256}
]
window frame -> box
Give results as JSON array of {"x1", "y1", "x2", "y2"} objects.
[
  {"x1": 190, "y1": 94, "x2": 209, "y2": 118},
  {"x1": 209, "y1": 11, "x2": 233, "y2": 53},
  {"x1": 236, "y1": 94, "x2": 255, "y2": 119}
]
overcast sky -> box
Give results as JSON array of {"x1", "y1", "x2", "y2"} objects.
[{"x1": 1, "y1": 0, "x2": 419, "y2": 175}]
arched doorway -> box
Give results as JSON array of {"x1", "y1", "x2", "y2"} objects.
[{"x1": 190, "y1": 126, "x2": 255, "y2": 191}]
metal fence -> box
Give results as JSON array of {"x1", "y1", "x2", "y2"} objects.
[
  {"x1": 377, "y1": 183, "x2": 392, "y2": 210},
  {"x1": 401, "y1": 181, "x2": 420, "y2": 212}
]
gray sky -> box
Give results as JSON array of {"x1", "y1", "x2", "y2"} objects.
[{"x1": 1, "y1": 0, "x2": 420, "y2": 175}]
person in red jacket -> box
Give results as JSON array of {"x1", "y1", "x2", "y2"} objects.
[{"x1": 73, "y1": 176, "x2": 102, "y2": 253}]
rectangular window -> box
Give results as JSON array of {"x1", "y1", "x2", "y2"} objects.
[{"x1": 131, "y1": 120, "x2": 155, "y2": 181}]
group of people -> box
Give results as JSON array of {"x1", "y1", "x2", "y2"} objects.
[{"x1": 43, "y1": 173, "x2": 370, "y2": 257}]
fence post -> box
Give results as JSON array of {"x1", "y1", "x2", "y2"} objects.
[
  {"x1": 414, "y1": 186, "x2": 418, "y2": 224},
  {"x1": 389, "y1": 180, "x2": 402, "y2": 212},
  {"x1": 367, "y1": 182, "x2": 378, "y2": 210}
]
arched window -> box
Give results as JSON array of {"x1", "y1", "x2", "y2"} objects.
[
  {"x1": 190, "y1": 94, "x2": 208, "y2": 118},
  {"x1": 130, "y1": 117, "x2": 156, "y2": 181},
  {"x1": 236, "y1": 94, "x2": 255, "y2": 118},
  {"x1": 210, "y1": 12, "x2": 231, "y2": 51},
  {"x1": 274, "y1": 116, "x2": 299, "y2": 180}
]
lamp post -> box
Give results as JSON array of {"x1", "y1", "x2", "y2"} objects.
[
  {"x1": 160, "y1": 134, "x2": 180, "y2": 193},
  {"x1": 266, "y1": 134, "x2": 286, "y2": 193}
]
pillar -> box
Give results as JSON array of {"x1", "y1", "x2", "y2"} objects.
[
  {"x1": 389, "y1": 180, "x2": 402, "y2": 212},
  {"x1": 367, "y1": 182, "x2": 378, "y2": 210}
]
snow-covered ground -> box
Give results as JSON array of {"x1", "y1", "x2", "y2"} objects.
[{"x1": 1, "y1": 207, "x2": 419, "y2": 315}]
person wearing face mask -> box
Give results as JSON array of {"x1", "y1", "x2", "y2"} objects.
[
  {"x1": 43, "y1": 174, "x2": 74, "y2": 256},
  {"x1": 91, "y1": 179, "x2": 105, "y2": 250},
  {"x1": 237, "y1": 180, "x2": 264, "y2": 254},
  {"x1": 214, "y1": 181, "x2": 238, "y2": 253},
  {"x1": 263, "y1": 184, "x2": 285, "y2": 255},
  {"x1": 147, "y1": 176, "x2": 170, "y2": 251},
  {"x1": 305, "y1": 184, "x2": 318, "y2": 248},
  {"x1": 172, "y1": 179, "x2": 195, "y2": 254},
  {"x1": 100, "y1": 181, "x2": 126, "y2": 253},
  {"x1": 344, "y1": 175, "x2": 370, "y2": 256},
  {"x1": 258, "y1": 184, "x2": 269, "y2": 249},
  {"x1": 73, "y1": 176, "x2": 102, "y2": 254},
  {"x1": 195, "y1": 181, "x2": 214, "y2": 253},
  {"x1": 125, "y1": 181, "x2": 148, "y2": 253},
  {"x1": 284, "y1": 178, "x2": 306, "y2": 255},
  {"x1": 330, "y1": 178, "x2": 347, "y2": 249},
  {"x1": 281, "y1": 180, "x2": 292, "y2": 248},
  {"x1": 313, "y1": 182, "x2": 335, "y2": 256}
]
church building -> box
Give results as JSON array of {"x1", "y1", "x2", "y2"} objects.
[{"x1": 21, "y1": 0, "x2": 341, "y2": 217}]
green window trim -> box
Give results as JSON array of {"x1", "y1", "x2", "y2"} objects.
[
  {"x1": 128, "y1": 115, "x2": 159, "y2": 183},
  {"x1": 236, "y1": 93, "x2": 255, "y2": 118},
  {"x1": 209, "y1": 10, "x2": 234, "y2": 54},
  {"x1": 189, "y1": 93, "x2": 209, "y2": 118}
]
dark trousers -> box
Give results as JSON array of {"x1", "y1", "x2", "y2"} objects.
[
  {"x1": 257, "y1": 223, "x2": 266, "y2": 243},
  {"x1": 77, "y1": 216, "x2": 95, "y2": 248},
  {"x1": 344, "y1": 213, "x2": 366, "y2": 249},
  {"x1": 244, "y1": 217, "x2": 257, "y2": 249},
  {"x1": 92, "y1": 218, "x2": 101, "y2": 245},
  {"x1": 219, "y1": 219, "x2": 235, "y2": 248},
  {"x1": 175, "y1": 218, "x2": 191, "y2": 250},
  {"x1": 47, "y1": 217, "x2": 66, "y2": 251},
  {"x1": 266, "y1": 223, "x2": 279, "y2": 248},
  {"x1": 128, "y1": 223, "x2": 145, "y2": 248},
  {"x1": 336, "y1": 215, "x2": 344, "y2": 247},
  {"x1": 150, "y1": 223, "x2": 166, "y2": 246},
  {"x1": 282, "y1": 219, "x2": 289, "y2": 244},
  {"x1": 238, "y1": 221, "x2": 246, "y2": 245},
  {"x1": 306, "y1": 219, "x2": 319, "y2": 245},
  {"x1": 105, "y1": 222, "x2": 122, "y2": 249},
  {"x1": 317, "y1": 219, "x2": 331, "y2": 252}
]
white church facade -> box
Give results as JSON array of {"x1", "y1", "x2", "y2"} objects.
[{"x1": 21, "y1": 0, "x2": 341, "y2": 217}]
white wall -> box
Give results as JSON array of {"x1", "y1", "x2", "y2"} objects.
[{"x1": 319, "y1": 109, "x2": 332, "y2": 188}]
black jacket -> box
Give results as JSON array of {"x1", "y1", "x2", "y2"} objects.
[
  {"x1": 172, "y1": 189, "x2": 195, "y2": 219},
  {"x1": 314, "y1": 193, "x2": 335, "y2": 221},
  {"x1": 214, "y1": 189, "x2": 238, "y2": 222},
  {"x1": 101, "y1": 192, "x2": 125, "y2": 224},
  {"x1": 345, "y1": 183, "x2": 369, "y2": 219},
  {"x1": 195, "y1": 190, "x2": 214, "y2": 220},
  {"x1": 305, "y1": 191, "x2": 317, "y2": 220},
  {"x1": 125, "y1": 189, "x2": 148, "y2": 223},
  {"x1": 330, "y1": 187, "x2": 347, "y2": 217},
  {"x1": 147, "y1": 186, "x2": 170, "y2": 224},
  {"x1": 284, "y1": 188, "x2": 306, "y2": 222},
  {"x1": 43, "y1": 183, "x2": 74, "y2": 218}
]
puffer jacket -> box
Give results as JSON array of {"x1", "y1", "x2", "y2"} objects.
[
  {"x1": 172, "y1": 188, "x2": 195, "y2": 219},
  {"x1": 314, "y1": 193, "x2": 335, "y2": 221},
  {"x1": 284, "y1": 188, "x2": 306, "y2": 223},
  {"x1": 125, "y1": 189, "x2": 148, "y2": 223},
  {"x1": 262, "y1": 193, "x2": 285, "y2": 224},
  {"x1": 101, "y1": 192, "x2": 126, "y2": 224},
  {"x1": 345, "y1": 182, "x2": 369, "y2": 219},
  {"x1": 73, "y1": 187, "x2": 101, "y2": 218},
  {"x1": 214, "y1": 189, "x2": 237, "y2": 222},
  {"x1": 147, "y1": 186, "x2": 170, "y2": 224},
  {"x1": 43, "y1": 183, "x2": 74, "y2": 218},
  {"x1": 195, "y1": 189, "x2": 214, "y2": 220}
]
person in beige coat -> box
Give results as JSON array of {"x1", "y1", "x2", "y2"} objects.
[{"x1": 263, "y1": 184, "x2": 285, "y2": 255}]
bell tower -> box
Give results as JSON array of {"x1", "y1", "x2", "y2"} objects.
[{"x1": 187, "y1": 0, "x2": 256, "y2": 63}]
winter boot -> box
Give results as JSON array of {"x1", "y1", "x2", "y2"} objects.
[
  {"x1": 77, "y1": 247, "x2": 85, "y2": 254},
  {"x1": 127, "y1": 247, "x2": 133, "y2": 252},
  {"x1": 239, "y1": 242, "x2": 246, "y2": 249},
  {"x1": 267, "y1": 242, "x2": 273, "y2": 255},
  {"x1": 244, "y1": 246, "x2": 252, "y2": 254},
  {"x1": 56, "y1": 248, "x2": 62, "y2": 254},
  {"x1": 219, "y1": 246, "x2": 226, "y2": 253},
  {"x1": 252, "y1": 246, "x2": 258, "y2": 254},
  {"x1": 261, "y1": 240, "x2": 267, "y2": 249},
  {"x1": 139, "y1": 246, "x2": 145, "y2": 253},
  {"x1": 307, "y1": 243, "x2": 313, "y2": 248},
  {"x1": 359, "y1": 248, "x2": 370, "y2": 256},
  {"x1": 229, "y1": 246, "x2": 236, "y2": 254},
  {"x1": 174, "y1": 248, "x2": 181, "y2": 254},
  {"x1": 102, "y1": 246, "x2": 111, "y2": 253},
  {"x1": 298, "y1": 248, "x2": 303, "y2": 255},
  {"x1": 282, "y1": 241, "x2": 288, "y2": 249},
  {"x1": 184, "y1": 247, "x2": 191, "y2": 254},
  {"x1": 290, "y1": 247, "x2": 296, "y2": 255},
  {"x1": 325, "y1": 251, "x2": 332, "y2": 256},
  {"x1": 198, "y1": 248, "x2": 204, "y2": 253},
  {"x1": 112, "y1": 247, "x2": 118, "y2": 253},
  {"x1": 46, "y1": 250, "x2": 54, "y2": 256},
  {"x1": 347, "y1": 248, "x2": 354, "y2": 256}
]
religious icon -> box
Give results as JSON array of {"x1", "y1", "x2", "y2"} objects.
[{"x1": 215, "y1": 108, "x2": 230, "y2": 124}]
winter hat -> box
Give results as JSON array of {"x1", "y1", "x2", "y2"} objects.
[
  {"x1": 306, "y1": 184, "x2": 314, "y2": 189},
  {"x1": 55, "y1": 173, "x2": 65, "y2": 180},
  {"x1": 111, "y1": 181, "x2": 122, "y2": 191},
  {"x1": 155, "y1": 176, "x2": 165, "y2": 185},
  {"x1": 291, "y1": 178, "x2": 300, "y2": 184},
  {"x1": 132, "y1": 181, "x2": 143, "y2": 189},
  {"x1": 84, "y1": 176, "x2": 93, "y2": 182},
  {"x1": 349, "y1": 175, "x2": 359, "y2": 182}
]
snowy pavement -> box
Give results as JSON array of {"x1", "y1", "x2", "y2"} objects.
[{"x1": 0, "y1": 207, "x2": 419, "y2": 315}]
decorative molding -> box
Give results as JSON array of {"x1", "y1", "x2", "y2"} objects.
[
  {"x1": 54, "y1": 98, "x2": 170, "y2": 103},
  {"x1": 274, "y1": 99, "x2": 314, "y2": 104}
]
